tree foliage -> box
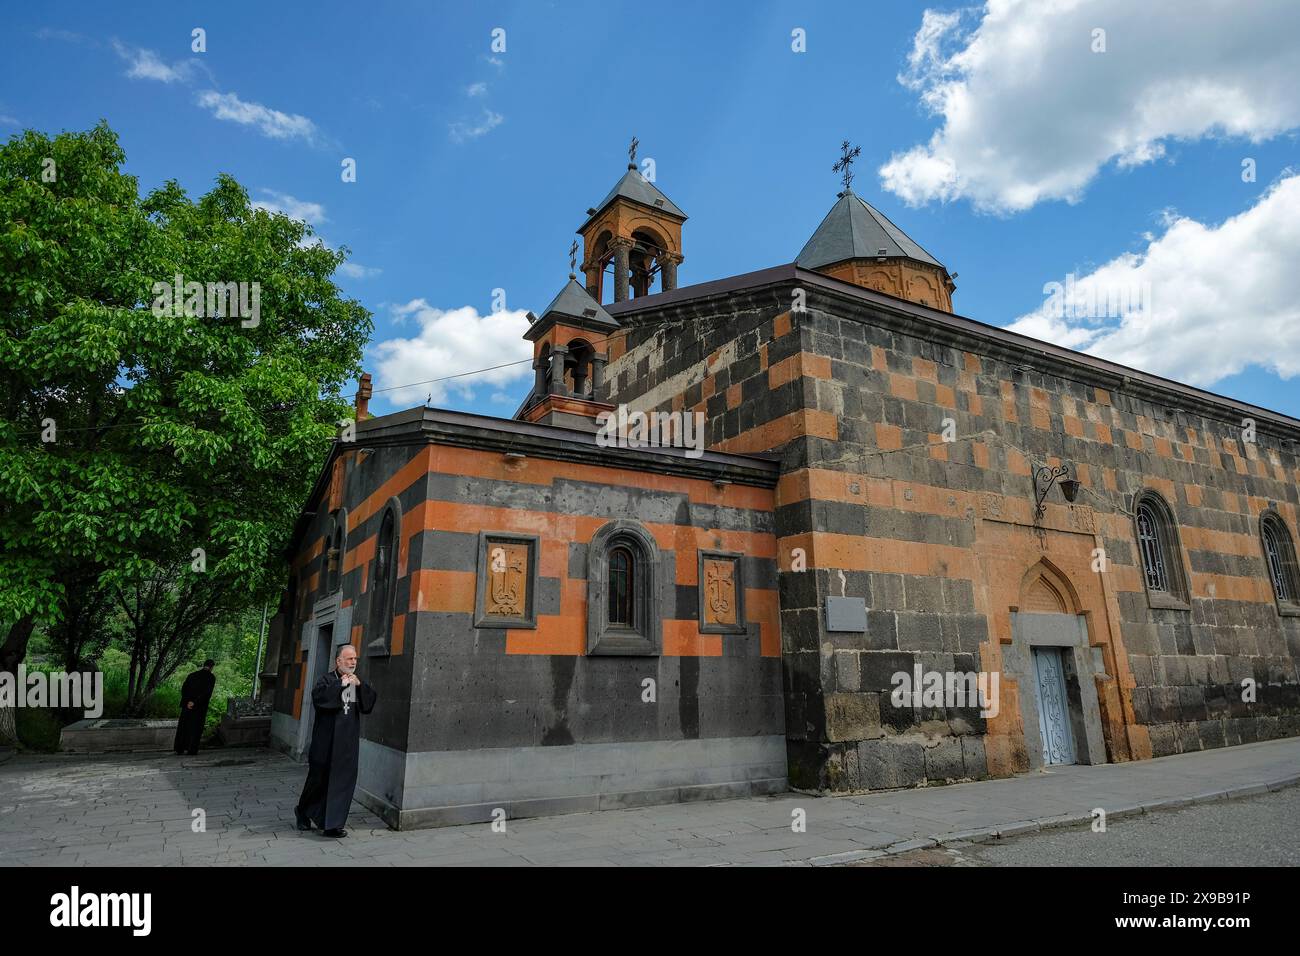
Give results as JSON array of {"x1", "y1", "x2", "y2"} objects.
[{"x1": 0, "y1": 122, "x2": 371, "y2": 715}]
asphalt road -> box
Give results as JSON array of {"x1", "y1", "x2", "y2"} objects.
[{"x1": 861, "y1": 784, "x2": 1300, "y2": 866}]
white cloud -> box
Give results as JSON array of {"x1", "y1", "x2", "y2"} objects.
[
  {"x1": 252, "y1": 189, "x2": 327, "y2": 226},
  {"x1": 250, "y1": 192, "x2": 378, "y2": 280},
  {"x1": 1005, "y1": 172, "x2": 1300, "y2": 386},
  {"x1": 882, "y1": 0, "x2": 1300, "y2": 213},
  {"x1": 112, "y1": 40, "x2": 194, "y2": 83},
  {"x1": 35, "y1": 28, "x2": 93, "y2": 45},
  {"x1": 0, "y1": 114, "x2": 17, "y2": 126},
  {"x1": 196, "y1": 90, "x2": 318, "y2": 143},
  {"x1": 448, "y1": 109, "x2": 503, "y2": 144},
  {"x1": 338, "y1": 262, "x2": 382, "y2": 279},
  {"x1": 250, "y1": 191, "x2": 327, "y2": 227},
  {"x1": 369, "y1": 301, "x2": 533, "y2": 408},
  {"x1": 465, "y1": 82, "x2": 488, "y2": 97}
]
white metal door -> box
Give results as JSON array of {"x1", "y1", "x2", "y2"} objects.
[{"x1": 1032, "y1": 646, "x2": 1076, "y2": 765}]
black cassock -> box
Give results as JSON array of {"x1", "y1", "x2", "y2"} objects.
[
  {"x1": 297, "y1": 669, "x2": 377, "y2": 830},
  {"x1": 173, "y1": 668, "x2": 215, "y2": 755}
]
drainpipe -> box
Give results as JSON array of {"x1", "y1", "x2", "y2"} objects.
[{"x1": 251, "y1": 602, "x2": 268, "y2": 701}]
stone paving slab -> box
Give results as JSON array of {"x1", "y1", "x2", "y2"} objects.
[{"x1": 0, "y1": 737, "x2": 1297, "y2": 866}]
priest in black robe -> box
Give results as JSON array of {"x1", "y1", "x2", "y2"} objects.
[
  {"x1": 173, "y1": 660, "x2": 216, "y2": 755},
  {"x1": 295, "y1": 643, "x2": 377, "y2": 837}
]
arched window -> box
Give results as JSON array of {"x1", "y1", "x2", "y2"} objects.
[
  {"x1": 587, "y1": 520, "x2": 660, "y2": 655},
  {"x1": 608, "y1": 545, "x2": 634, "y2": 626},
  {"x1": 330, "y1": 527, "x2": 343, "y2": 591},
  {"x1": 1260, "y1": 511, "x2": 1300, "y2": 611},
  {"x1": 366, "y1": 502, "x2": 400, "y2": 650},
  {"x1": 1132, "y1": 491, "x2": 1189, "y2": 607},
  {"x1": 326, "y1": 510, "x2": 348, "y2": 594},
  {"x1": 1135, "y1": 500, "x2": 1168, "y2": 591},
  {"x1": 369, "y1": 508, "x2": 396, "y2": 652}
]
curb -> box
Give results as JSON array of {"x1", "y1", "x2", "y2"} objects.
[
  {"x1": 932, "y1": 772, "x2": 1300, "y2": 849},
  {"x1": 804, "y1": 771, "x2": 1300, "y2": 866},
  {"x1": 0, "y1": 747, "x2": 14, "y2": 765}
]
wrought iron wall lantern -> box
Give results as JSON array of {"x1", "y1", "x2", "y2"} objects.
[{"x1": 1033, "y1": 463, "x2": 1081, "y2": 522}]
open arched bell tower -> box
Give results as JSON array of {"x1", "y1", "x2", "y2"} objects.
[
  {"x1": 514, "y1": 271, "x2": 620, "y2": 432},
  {"x1": 578, "y1": 139, "x2": 687, "y2": 304}
]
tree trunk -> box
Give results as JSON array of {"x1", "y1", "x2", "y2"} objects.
[
  {"x1": 0, "y1": 616, "x2": 37, "y2": 746},
  {"x1": 0, "y1": 699, "x2": 15, "y2": 745}
]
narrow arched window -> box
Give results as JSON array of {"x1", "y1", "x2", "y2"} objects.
[
  {"x1": 371, "y1": 509, "x2": 395, "y2": 646},
  {"x1": 1136, "y1": 501, "x2": 1168, "y2": 592},
  {"x1": 364, "y1": 499, "x2": 403, "y2": 654},
  {"x1": 608, "y1": 545, "x2": 634, "y2": 626},
  {"x1": 1261, "y1": 512, "x2": 1299, "y2": 609},
  {"x1": 327, "y1": 521, "x2": 346, "y2": 593},
  {"x1": 1133, "y1": 491, "x2": 1188, "y2": 607},
  {"x1": 586, "y1": 521, "x2": 660, "y2": 655}
]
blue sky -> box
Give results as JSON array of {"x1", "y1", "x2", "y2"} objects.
[{"x1": 3, "y1": 1, "x2": 1298, "y2": 417}]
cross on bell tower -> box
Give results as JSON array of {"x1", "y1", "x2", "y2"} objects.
[
  {"x1": 576, "y1": 139, "x2": 688, "y2": 304},
  {"x1": 833, "y1": 140, "x2": 862, "y2": 193}
]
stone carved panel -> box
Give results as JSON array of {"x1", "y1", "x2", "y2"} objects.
[
  {"x1": 703, "y1": 558, "x2": 737, "y2": 626},
  {"x1": 699, "y1": 551, "x2": 745, "y2": 635},
  {"x1": 487, "y1": 542, "x2": 529, "y2": 616},
  {"x1": 474, "y1": 533, "x2": 539, "y2": 629},
  {"x1": 978, "y1": 491, "x2": 1098, "y2": 537},
  {"x1": 1066, "y1": 505, "x2": 1096, "y2": 534}
]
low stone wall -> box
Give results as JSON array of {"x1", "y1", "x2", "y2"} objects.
[
  {"x1": 216, "y1": 697, "x2": 273, "y2": 747},
  {"x1": 216, "y1": 714, "x2": 271, "y2": 747},
  {"x1": 60, "y1": 718, "x2": 177, "y2": 753}
]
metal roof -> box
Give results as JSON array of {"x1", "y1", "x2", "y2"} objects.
[
  {"x1": 579, "y1": 167, "x2": 687, "y2": 231},
  {"x1": 796, "y1": 189, "x2": 944, "y2": 270},
  {"x1": 533, "y1": 276, "x2": 618, "y2": 329}
]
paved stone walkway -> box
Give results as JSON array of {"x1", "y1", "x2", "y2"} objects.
[{"x1": 2, "y1": 738, "x2": 1298, "y2": 866}]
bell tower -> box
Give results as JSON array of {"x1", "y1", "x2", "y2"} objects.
[
  {"x1": 514, "y1": 242, "x2": 620, "y2": 432},
  {"x1": 578, "y1": 138, "x2": 687, "y2": 304}
]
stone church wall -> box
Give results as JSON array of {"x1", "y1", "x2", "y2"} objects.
[
  {"x1": 604, "y1": 270, "x2": 1300, "y2": 792},
  {"x1": 277, "y1": 409, "x2": 786, "y2": 826},
  {"x1": 389, "y1": 434, "x2": 784, "y2": 826},
  {"x1": 272, "y1": 441, "x2": 425, "y2": 760}
]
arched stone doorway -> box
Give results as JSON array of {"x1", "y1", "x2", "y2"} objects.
[{"x1": 1006, "y1": 559, "x2": 1109, "y2": 768}]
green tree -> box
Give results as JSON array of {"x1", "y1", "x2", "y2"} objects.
[{"x1": 0, "y1": 122, "x2": 371, "y2": 729}]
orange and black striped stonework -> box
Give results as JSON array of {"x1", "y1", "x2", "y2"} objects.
[{"x1": 265, "y1": 264, "x2": 1299, "y2": 827}]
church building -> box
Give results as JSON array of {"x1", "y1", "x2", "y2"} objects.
[{"x1": 266, "y1": 147, "x2": 1300, "y2": 829}]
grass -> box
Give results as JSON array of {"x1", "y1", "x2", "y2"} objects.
[{"x1": 15, "y1": 644, "x2": 258, "y2": 752}]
